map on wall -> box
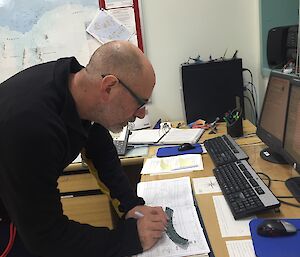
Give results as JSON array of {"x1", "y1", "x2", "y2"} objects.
[{"x1": 0, "y1": 0, "x2": 101, "y2": 83}]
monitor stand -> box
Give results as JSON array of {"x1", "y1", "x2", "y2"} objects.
[
  {"x1": 260, "y1": 147, "x2": 288, "y2": 164},
  {"x1": 285, "y1": 177, "x2": 300, "y2": 203}
]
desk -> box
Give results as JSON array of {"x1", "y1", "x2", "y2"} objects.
[
  {"x1": 59, "y1": 148, "x2": 144, "y2": 229},
  {"x1": 141, "y1": 120, "x2": 300, "y2": 257},
  {"x1": 59, "y1": 120, "x2": 300, "y2": 256}
]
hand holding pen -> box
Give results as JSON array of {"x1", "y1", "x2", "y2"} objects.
[{"x1": 125, "y1": 205, "x2": 168, "y2": 251}]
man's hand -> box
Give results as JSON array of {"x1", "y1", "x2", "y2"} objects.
[{"x1": 126, "y1": 205, "x2": 168, "y2": 251}]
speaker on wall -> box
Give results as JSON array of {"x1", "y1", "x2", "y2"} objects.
[
  {"x1": 267, "y1": 26, "x2": 290, "y2": 68},
  {"x1": 181, "y1": 59, "x2": 244, "y2": 124}
]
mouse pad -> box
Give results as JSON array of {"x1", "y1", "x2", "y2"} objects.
[
  {"x1": 250, "y1": 218, "x2": 300, "y2": 257},
  {"x1": 156, "y1": 143, "x2": 202, "y2": 157}
]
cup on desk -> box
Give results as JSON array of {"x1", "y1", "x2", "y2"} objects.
[{"x1": 226, "y1": 115, "x2": 243, "y2": 138}]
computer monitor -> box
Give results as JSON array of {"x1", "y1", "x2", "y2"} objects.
[
  {"x1": 282, "y1": 77, "x2": 300, "y2": 202},
  {"x1": 283, "y1": 78, "x2": 300, "y2": 171},
  {"x1": 256, "y1": 71, "x2": 291, "y2": 163}
]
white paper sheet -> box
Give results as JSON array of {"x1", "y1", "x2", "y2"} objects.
[
  {"x1": 136, "y1": 177, "x2": 210, "y2": 257},
  {"x1": 213, "y1": 195, "x2": 254, "y2": 237},
  {"x1": 135, "y1": 206, "x2": 210, "y2": 257},
  {"x1": 86, "y1": 9, "x2": 133, "y2": 44},
  {"x1": 137, "y1": 177, "x2": 194, "y2": 208},
  {"x1": 226, "y1": 240, "x2": 256, "y2": 257},
  {"x1": 192, "y1": 177, "x2": 221, "y2": 194},
  {"x1": 105, "y1": 0, "x2": 133, "y2": 9},
  {"x1": 141, "y1": 155, "x2": 203, "y2": 175}
]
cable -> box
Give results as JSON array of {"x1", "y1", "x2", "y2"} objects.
[
  {"x1": 278, "y1": 199, "x2": 300, "y2": 208},
  {"x1": 245, "y1": 88, "x2": 258, "y2": 124},
  {"x1": 0, "y1": 222, "x2": 16, "y2": 257},
  {"x1": 257, "y1": 172, "x2": 271, "y2": 187},
  {"x1": 242, "y1": 68, "x2": 258, "y2": 125},
  {"x1": 246, "y1": 82, "x2": 258, "y2": 122},
  {"x1": 257, "y1": 173, "x2": 300, "y2": 208},
  {"x1": 244, "y1": 95, "x2": 255, "y2": 123}
]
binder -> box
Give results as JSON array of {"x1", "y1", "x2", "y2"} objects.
[
  {"x1": 156, "y1": 144, "x2": 203, "y2": 157},
  {"x1": 249, "y1": 218, "x2": 300, "y2": 257}
]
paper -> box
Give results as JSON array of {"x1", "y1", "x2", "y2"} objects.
[
  {"x1": 136, "y1": 177, "x2": 210, "y2": 257},
  {"x1": 135, "y1": 206, "x2": 210, "y2": 257},
  {"x1": 107, "y1": 7, "x2": 136, "y2": 35},
  {"x1": 72, "y1": 154, "x2": 82, "y2": 163},
  {"x1": 192, "y1": 177, "x2": 221, "y2": 194},
  {"x1": 105, "y1": 0, "x2": 133, "y2": 9},
  {"x1": 86, "y1": 9, "x2": 133, "y2": 44},
  {"x1": 129, "y1": 129, "x2": 163, "y2": 144},
  {"x1": 159, "y1": 128, "x2": 205, "y2": 145},
  {"x1": 141, "y1": 155, "x2": 203, "y2": 175},
  {"x1": 129, "y1": 128, "x2": 204, "y2": 145},
  {"x1": 226, "y1": 240, "x2": 256, "y2": 257},
  {"x1": 213, "y1": 195, "x2": 254, "y2": 237},
  {"x1": 137, "y1": 177, "x2": 194, "y2": 207}
]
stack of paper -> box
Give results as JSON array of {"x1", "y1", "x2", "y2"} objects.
[{"x1": 135, "y1": 177, "x2": 210, "y2": 257}]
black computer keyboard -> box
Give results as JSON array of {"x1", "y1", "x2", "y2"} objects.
[
  {"x1": 204, "y1": 134, "x2": 249, "y2": 166},
  {"x1": 213, "y1": 160, "x2": 280, "y2": 219}
]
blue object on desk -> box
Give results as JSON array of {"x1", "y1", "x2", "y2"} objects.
[
  {"x1": 156, "y1": 143, "x2": 202, "y2": 157},
  {"x1": 250, "y1": 218, "x2": 300, "y2": 257}
]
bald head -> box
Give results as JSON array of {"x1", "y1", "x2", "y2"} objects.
[
  {"x1": 86, "y1": 40, "x2": 152, "y2": 84},
  {"x1": 70, "y1": 41, "x2": 155, "y2": 130}
]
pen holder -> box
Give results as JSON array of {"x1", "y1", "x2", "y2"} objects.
[{"x1": 226, "y1": 116, "x2": 243, "y2": 138}]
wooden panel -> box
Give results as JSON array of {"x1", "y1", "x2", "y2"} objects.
[
  {"x1": 58, "y1": 173, "x2": 99, "y2": 193},
  {"x1": 61, "y1": 194, "x2": 114, "y2": 229}
]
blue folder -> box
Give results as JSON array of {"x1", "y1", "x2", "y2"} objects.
[
  {"x1": 249, "y1": 218, "x2": 300, "y2": 257},
  {"x1": 156, "y1": 143, "x2": 202, "y2": 157}
]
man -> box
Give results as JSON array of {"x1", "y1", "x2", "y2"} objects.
[{"x1": 0, "y1": 40, "x2": 167, "y2": 257}]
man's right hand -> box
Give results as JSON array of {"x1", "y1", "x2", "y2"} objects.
[{"x1": 130, "y1": 206, "x2": 167, "y2": 251}]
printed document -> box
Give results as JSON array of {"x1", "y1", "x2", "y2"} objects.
[
  {"x1": 86, "y1": 9, "x2": 133, "y2": 44},
  {"x1": 135, "y1": 177, "x2": 210, "y2": 257},
  {"x1": 141, "y1": 155, "x2": 203, "y2": 175}
]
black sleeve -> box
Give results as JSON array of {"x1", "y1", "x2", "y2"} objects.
[
  {"x1": 0, "y1": 117, "x2": 143, "y2": 257},
  {"x1": 85, "y1": 123, "x2": 145, "y2": 213}
]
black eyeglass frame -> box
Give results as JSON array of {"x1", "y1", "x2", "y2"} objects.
[{"x1": 101, "y1": 74, "x2": 148, "y2": 109}]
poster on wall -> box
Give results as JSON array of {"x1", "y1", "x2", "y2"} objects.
[{"x1": 0, "y1": 0, "x2": 100, "y2": 83}]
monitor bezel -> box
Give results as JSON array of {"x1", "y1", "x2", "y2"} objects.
[{"x1": 256, "y1": 71, "x2": 293, "y2": 158}]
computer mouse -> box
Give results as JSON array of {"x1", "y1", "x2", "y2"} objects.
[
  {"x1": 178, "y1": 143, "x2": 195, "y2": 151},
  {"x1": 257, "y1": 219, "x2": 297, "y2": 237}
]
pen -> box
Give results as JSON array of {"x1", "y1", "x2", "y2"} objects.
[{"x1": 134, "y1": 211, "x2": 144, "y2": 219}]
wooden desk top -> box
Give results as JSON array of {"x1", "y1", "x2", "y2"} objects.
[{"x1": 140, "y1": 120, "x2": 300, "y2": 257}]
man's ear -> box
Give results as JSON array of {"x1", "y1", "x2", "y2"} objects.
[{"x1": 100, "y1": 75, "x2": 118, "y2": 102}]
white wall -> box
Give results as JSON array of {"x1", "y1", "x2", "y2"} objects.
[{"x1": 141, "y1": 0, "x2": 264, "y2": 125}]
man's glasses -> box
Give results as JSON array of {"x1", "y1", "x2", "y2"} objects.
[{"x1": 101, "y1": 74, "x2": 148, "y2": 109}]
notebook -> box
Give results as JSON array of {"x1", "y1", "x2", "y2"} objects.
[{"x1": 128, "y1": 128, "x2": 204, "y2": 145}]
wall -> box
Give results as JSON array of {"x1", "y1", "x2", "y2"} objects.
[{"x1": 141, "y1": 0, "x2": 263, "y2": 125}]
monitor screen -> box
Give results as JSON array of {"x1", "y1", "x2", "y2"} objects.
[
  {"x1": 256, "y1": 71, "x2": 291, "y2": 163},
  {"x1": 283, "y1": 79, "x2": 300, "y2": 170}
]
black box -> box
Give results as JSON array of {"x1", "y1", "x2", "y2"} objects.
[{"x1": 181, "y1": 59, "x2": 244, "y2": 123}]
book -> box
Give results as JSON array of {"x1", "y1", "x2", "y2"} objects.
[
  {"x1": 128, "y1": 128, "x2": 205, "y2": 145},
  {"x1": 135, "y1": 177, "x2": 210, "y2": 257}
]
